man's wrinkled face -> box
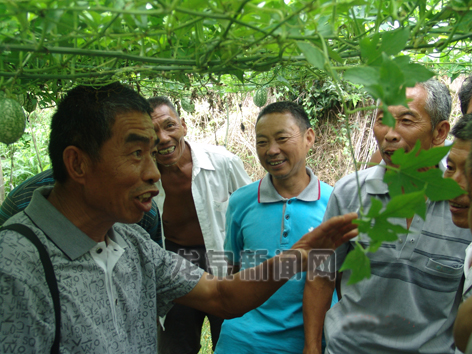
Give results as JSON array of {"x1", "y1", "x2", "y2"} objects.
[
  {"x1": 373, "y1": 85, "x2": 436, "y2": 167},
  {"x1": 445, "y1": 139, "x2": 471, "y2": 229},
  {"x1": 85, "y1": 111, "x2": 161, "y2": 224},
  {"x1": 150, "y1": 104, "x2": 187, "y2": 167},
  {"x1": 255, "y1": 112, "x2": 314, "y2": 182}
]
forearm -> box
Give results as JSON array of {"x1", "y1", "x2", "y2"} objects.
[
  {"x1": 176, "y1": 250, "x2": 303, "y2": 319},
  {"x1": 454, "y1": 296, "x2": 472, "y2": 352},
  {"x1": 175, "y1": 213, "x2": 358, "y2": 319},
  {"x1": 217, "y1": 250, "x2": 304, "y2": 318},
  {"x1": 303, "y1": 276, "x2": 335, "y2": 354}
]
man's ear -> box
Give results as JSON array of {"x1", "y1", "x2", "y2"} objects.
[
  {"x1": 181, "y1": 117, "x2": 188, "y2": 136},
  {"x1": 62, "y1": 146, "x2": 90, "y2": 185},
  {"x1": 432, "y1": 120, "x2": 451, "y2": 146},
  {"x1": 305, "y1": 128, "x2": 315, "y2": 151}
]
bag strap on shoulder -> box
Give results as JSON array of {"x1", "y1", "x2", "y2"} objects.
[{"x1": 0, "y1": 224, "x2": 61, "y2": 354}]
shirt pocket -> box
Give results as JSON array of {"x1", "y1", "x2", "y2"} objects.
[
  {"x1": 424, "y1": 258, "x2": 464, "y2": 278},
  {"x1": 213, "y1": 199, "x2": 229, "y2": 234}
]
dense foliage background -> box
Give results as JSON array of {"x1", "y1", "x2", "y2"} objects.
[{"x1": 2, "y1": 0, "x2": 472, "y2": 283}]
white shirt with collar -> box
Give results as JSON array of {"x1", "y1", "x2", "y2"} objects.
[{"x1": 154, "y1": 141, "x2": 251, "y2": 276}]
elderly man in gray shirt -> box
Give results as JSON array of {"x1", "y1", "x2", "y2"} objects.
[{"x1": 315, "y1": 79, "x2": 472, "y2": 354}]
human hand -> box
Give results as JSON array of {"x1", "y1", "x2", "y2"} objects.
[{"x1": 291, "y1": 212, "x2": 358, "y2": 252}]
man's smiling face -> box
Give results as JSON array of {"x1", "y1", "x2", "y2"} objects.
[{"x1": 150, "y1": 104, "x2": 188, "y2": 167}]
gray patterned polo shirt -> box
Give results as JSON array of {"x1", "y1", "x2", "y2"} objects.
[{"x1": 0, "y1": 187, "x2": 203, "y2": 353}]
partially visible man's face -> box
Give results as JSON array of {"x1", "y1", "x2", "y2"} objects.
[
  {"x1": 374, "y1": 85, "x2": 438, "y2": 167},
  {"x1": 85, "y1": 111, "x2": 160, "y2": 224},
  {"x1": 255, "y1": 112, "x2": 314, "y2": 182},
  {"x1": 445, "y1": 139, "x2": 471, "y2": 228},
  {"x1": 467, "y1": 98, "x2": 472, "y2": 115},
  {"x1": 150, "y1": 104, "x2": 187, "y2": 167}
]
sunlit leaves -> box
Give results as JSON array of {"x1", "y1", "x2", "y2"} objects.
[
  {"x1": 297, "y1": 41, "x2": 325, "y2": 70},
  {"x1": 384, "y1": 141, "x2": 466, "y2": 201}
]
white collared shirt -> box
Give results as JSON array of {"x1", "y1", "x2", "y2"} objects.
[{"x1": 154, "y1": 141, "x2": 251, "y2": 276}]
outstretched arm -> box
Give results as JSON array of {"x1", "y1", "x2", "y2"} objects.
[
  {"x1": 303, "y1": 276, "x2": 334, "y2": 354},
  {"x1": 175, "y1": 212, "x2": 358, "y2": 318},
  {"x1": 454, "y1": 295, "x2": 472, "y2": 352}
]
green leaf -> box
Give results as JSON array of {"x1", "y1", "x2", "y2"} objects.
[
  {"x1": 365, "y1": 197, "x2": 383, "y2": 217},
  {"x1": 383, "y1": 191, "x2": 427, "y2": 219},
  {"x1": 360, "y1": 34, "x2": 380, "y2": 63},
  {"x1": 380, "y1": 27, "x2": 410, "y2": 56},
  {"x1": 393, "y1": 60, "x2": 435, "y2": 87},
  {"x1": 297, "y1": 42, "x2": 325, "y2": 70},
  {"x1": 327, "y1": 47, "x2": 344, "y2": 64},
  {"x1": 344, "y1": 67, "x2": 380, "y2": 86},
  {"x1": 340, "y1": 245, "x2": 371, "y2": 284},
  {"x1": 384, "y1": 141, "x2": 466, "y2": 201},
  {"x1": 381, "y1": 108, "x2": 395, "y2": 127},
  {"x1": 379, "y1": 54, "x2": 407, "y2": 107},
  {"x1": 367, "y1": 218, "x2": 405, "y2": 251}
]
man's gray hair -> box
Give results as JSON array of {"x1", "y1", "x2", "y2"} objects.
[{"x1": 417, "y1": 79, "x2": 452, "y2": 130}]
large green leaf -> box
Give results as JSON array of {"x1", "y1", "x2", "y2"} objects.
[
  {"x1": 296, "y1": 41, "x2": 325, "y2": 70},
  {"x1": 340, "y1": 245, "x2": 371, "y2": 284},
  {"x1": 384, "y1": 141, "x2": 466, "y2": 201}
]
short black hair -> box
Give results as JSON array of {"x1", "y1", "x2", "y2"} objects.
[
  {"x1": 256, "y1": 101, "x2": 311, "y2": 131},
  {"x1": 459, "y1": 76, "x2": 472, "y2": 115},
  {"x1": 147, "y1": 96, "x2": 179, "y2": 117},
  {"x1": 49, "y1": 82, "x2": 152, "y2": 183},
  {"x1": 452, "y1": 113, "x2": 472, "y2": 140}
]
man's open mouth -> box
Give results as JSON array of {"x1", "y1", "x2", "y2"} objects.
[
  {"x1": 159, "y1": 146, "x2": 175, "y2": 155},
  {"x1": 449, "y1": 201, "x2": 469, "y2": 209},
  {"x1": 137, "y1": 190, "x2": 158, "y2": 202},
  {"x1": 269, "y1": 160, "x2": 284, "y2": 166}
]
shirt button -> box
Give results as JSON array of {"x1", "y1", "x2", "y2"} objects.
[
  {"x1": 399, "y1": 239, "x2": 403, "y2": 243},
  {"x1": 288, "y1": 200, "x2": 292, "y2": 204},
  {"x1": 285, "y1": 215, "x2": 290, "y2": 220},
  {"x1": 283, "y1": 232, "x2": 288, "y2": 237},
  {"x1": 97, "y1": 248, "x2": 103, "y2": 254},
  {"x1": 410, "y1": 239, "x2": 415, "y2": 243}
]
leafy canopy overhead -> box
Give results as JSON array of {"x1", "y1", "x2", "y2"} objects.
[
  {"x1": 1, "y1": 0, "x2": 472, "y2": 101},
  {"x1": 1, "y1": 0, "x2": 471, "y2": 284}
]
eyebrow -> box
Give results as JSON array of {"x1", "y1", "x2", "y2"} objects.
[
  {"x1": 125, "y1": 133, "x2": 159, "y2": 147},
  {"x1": 256, "y1": 129, "x2": 287, "y2": 138}
]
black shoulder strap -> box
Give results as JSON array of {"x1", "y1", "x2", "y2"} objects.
[{"x1": 0, "y1": 224, "x2": 61, "y2": 354}]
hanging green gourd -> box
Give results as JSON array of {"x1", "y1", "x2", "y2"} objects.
[{"x1": 0, "y1": 98, "x2": 27, "y2": 144}]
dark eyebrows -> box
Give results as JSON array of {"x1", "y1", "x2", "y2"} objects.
[
  {"x1": 256, "y1": 129, "x2": 287, "y2": 138},
  {"x1": 125, "y1": 133, "x2": 159, "y2": 147}
]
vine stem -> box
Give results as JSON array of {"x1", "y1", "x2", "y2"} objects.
[
  {"x1": 9, "y1": 144, "x2": 15, "y2": 192},
  {"x1": 319, "y1": 35, "x2": 365, "y2": 218}
]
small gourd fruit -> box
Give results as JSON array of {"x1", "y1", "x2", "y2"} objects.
[
  {"x1": 253, "y1": 88, "x2": 268, "y2": 107},
  {"x1": 0, "y1": 98, "x2": 27, "y2": 144}
]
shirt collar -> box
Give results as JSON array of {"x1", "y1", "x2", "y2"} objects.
[
  {"x1": 365, "y1": 160, "x2": 389, "y2": 195},
  {"x1": 24, "y1": 186, "x2": 126, "y2": 260},
  {"x1": 188, "y1": 141, "x2": 215, "y2": 172},
  {"x1": 258, "y1": 167, "x2": 321, "y2": 203}
]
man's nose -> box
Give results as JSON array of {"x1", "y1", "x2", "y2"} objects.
[
  {"x1": 155, "y1": 129, "x2": 170, "y2": 144},
  {"x1": 267, "y1": 141, "x2": 281, "y2": 155},
  {"x1": 452, "y1": 169, "x2": 468, "y2": 191},
  {"x1": 144, "y1": 155, "x2": 161, "y2": 184},
  {"x1": 384, "y1": 126, "x2": 401, "y2": 142}
]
